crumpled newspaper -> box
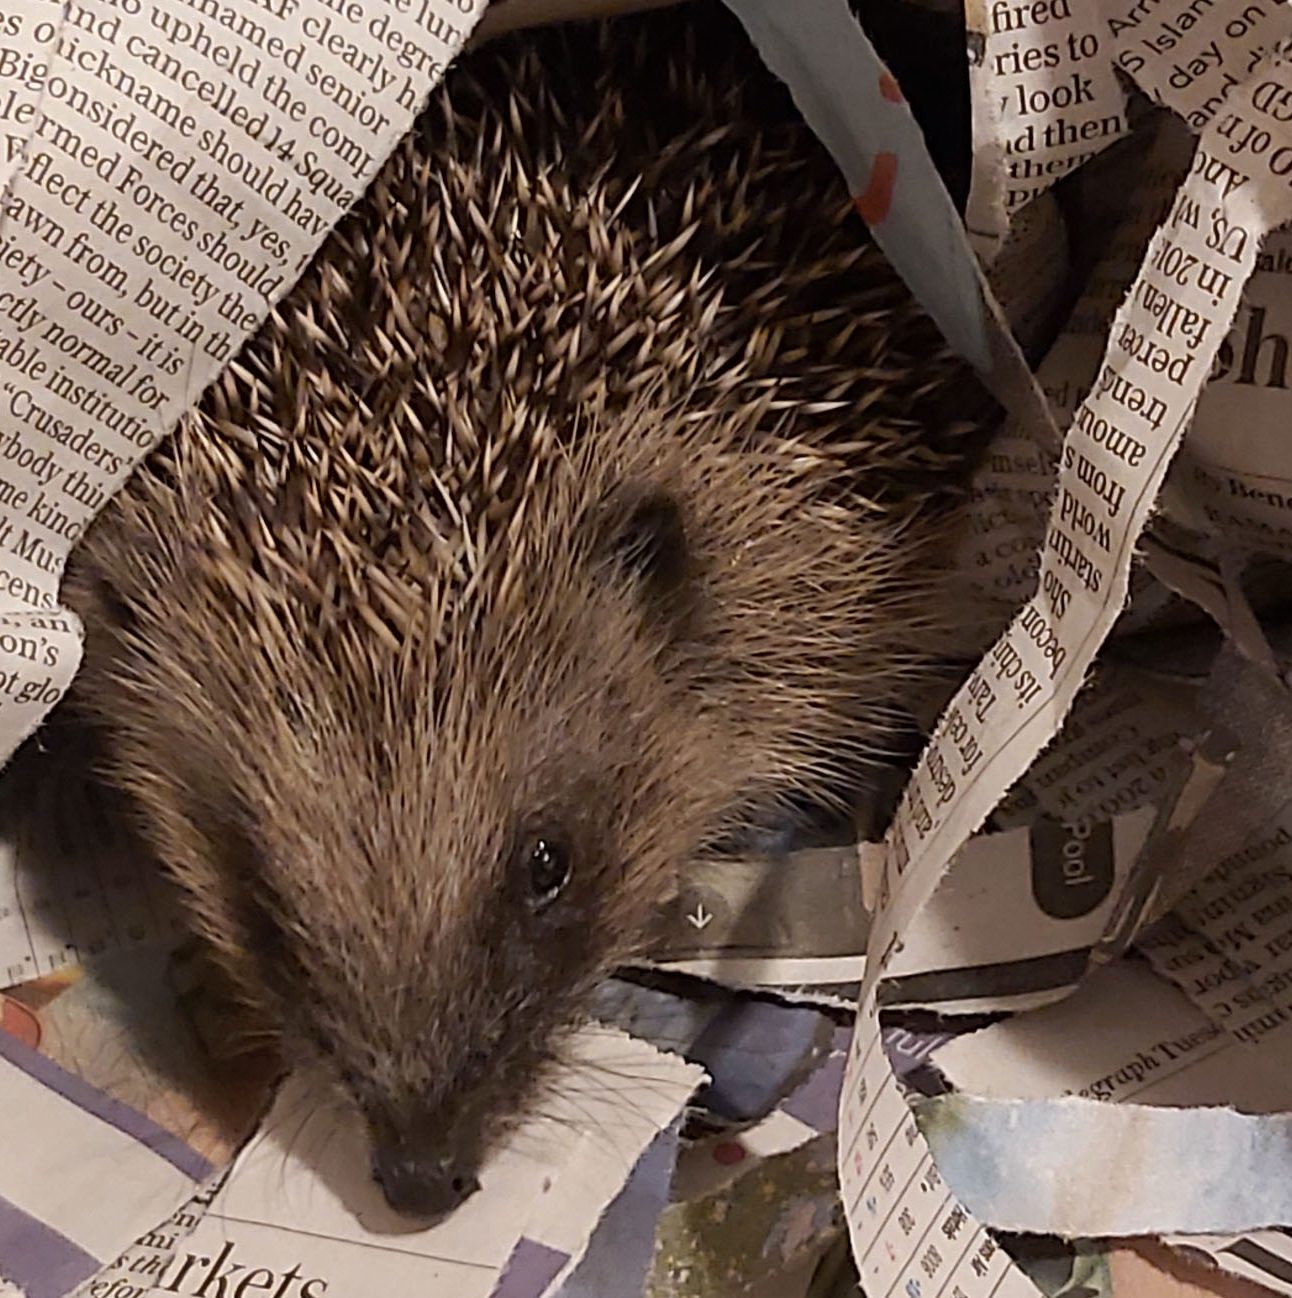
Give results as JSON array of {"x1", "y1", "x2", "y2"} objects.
[{"x1": 5, "y1": 0, "x2": 1292, "y2": 1295}]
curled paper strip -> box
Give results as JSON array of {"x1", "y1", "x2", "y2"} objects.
[
  {"x1": 921, "y1": 1092, "x2": 1292, "y2": 1238},
  {"x1": 965, "y1": 0, "x2": 1292, "y2": 258},
  {"x1": 725, "y1": 0, "x2": 991, "y2": 374},
  {"x1": 965, "y1": 0, "x2": 1130, "y2": 261},
  {"x1": 930, "y1": 959, "x2": 1292, "y2": 1247},
  {"x1": 724, "y1": 0, "x2": 1058, "y2": 442}
]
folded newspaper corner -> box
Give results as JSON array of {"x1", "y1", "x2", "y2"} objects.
[{"x1": 3, "y1": 0, "x2": 1292, "y2": 1296}]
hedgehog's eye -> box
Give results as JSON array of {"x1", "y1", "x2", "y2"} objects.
[{"x1": 525, "y1": 836, "x2": 572, "y2": 910}]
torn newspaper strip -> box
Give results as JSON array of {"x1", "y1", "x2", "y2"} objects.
[
  {"x1": 65, "y1": 1182, "x2": 223, "y2": 1298},
  {"x1": 964, "y1": 0, "x2": 1129, "y2": 262},
  {"x1": 723, "y1": 0, "x2": 1058, "y2": 440},
  {"x1": 646, "y1": 847, "x2": 868, "y2": 992},
  {"x1": 958, "y1": 114, "x2": 1195, "y2": 615},
  {"x1": 881, "y1": 807, "x2": 1153, "y2": 1015},
  {"x1": 1103, "y1": 0, "x2": 1291, "y2": 128},
  {"x1": 964, "y1": 0, "x2": 1289, "y2": 260},
  {"x1": 932, "y1": 958, "x2": 1292, "y2": 1296},
  {"x1": 643, "y1": 804, "x2": 1150, "y2": 1013}
]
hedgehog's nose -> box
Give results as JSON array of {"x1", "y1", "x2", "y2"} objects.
[{"x1": 371, "y1": 1148, "x2": 480, "y2": 1222}]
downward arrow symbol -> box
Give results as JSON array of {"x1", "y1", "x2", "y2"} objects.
[{"x1": 686, "y1": 902, "x2": 713, "y2": 930}]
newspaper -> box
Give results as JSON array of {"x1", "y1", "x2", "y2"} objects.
[
  {"x1": 821, "y1": 21, "x2": 1292, "y2": 1298},
  {"x1": 0, "y1": 1053, "x2": 208, "y2": 1296},
  {"x1": 0, "y1": 982, "x2": 700, "y2": 1298},
  {"x1": 964, "y1": 0, "x2": 1130, "y2": 261},
  {"x1": 1102, "y1": 0, "x2": 1292, "y2": 127},
  {"x1": 930, "y1": 958, "x2": 1292, "y2": 1222},
  {"x1": 964, "y1": 0, "x2": 1291, "y2": 259},
  {"x1": 959, "y1": 115, "x2": 1195, "y2": 614},
  {"x1": 65, "y1": 1184, "x2": 222, "y2": 1298},
  {"x1": 646, "y1": 847, "x2": 869, "y2": 992},
  {"x1": 881, "y1": 807, "x2": 1153, "y2": 1015},
  {"x1": 651, "y1": 1134, "x2": 840, "y2": 1298},
  {"x1": 1172, "y1": 223, "x2": 1292, "y2": 559},
  {"x1": 988, "y1": 658, "x2": 1205, "y2": 831},
  {"x1": 0, "y1": 951, "x2": 243, "y2": 1298},
  {"x1": 642, "y1": 802, "x2": 1150, "y2": 1013},
  {"x1": 0, "y1": 0, "x2": 490, "y2": 764},
  {"x1": 0, "y1": 728, "x2": 185, "y2": 983},
  {"x1": 649, "y1": 1027, "x2": 851, "y2": 1298},
  {"x1": 1146, "y1": 833, "x2": 1292, "y2": 1297},
  {"x1": 141, "y1": 1032, "x2": 698, "y2": 1298}
]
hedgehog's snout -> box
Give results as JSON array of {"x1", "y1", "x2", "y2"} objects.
[{"x1": 370, "y1": 1144, "x2": 481, "y2": 1222}]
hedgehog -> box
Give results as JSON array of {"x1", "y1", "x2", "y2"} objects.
[{"x1": 55, "y1": 2, "x2": 994, "y2": 1220}]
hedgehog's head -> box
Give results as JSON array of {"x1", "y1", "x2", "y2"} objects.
[
  {"x1": 67, "y1": 357, "x2": 916, "y2": 1221},
  {"x1": 293, "y1": 479, "x2": 726, "y2": 1222},
  {"x1": 68, "y1": 454, "x2": 750, "y2": 1222}
]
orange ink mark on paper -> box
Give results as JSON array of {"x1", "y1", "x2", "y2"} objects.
[
  {"x1": 879, "y1": 73, "x2": 904, "y2": 103},
  {"x1": 0, "y1": 996, "x2": 41, "y2": 1050},
  {"x1": 853, "y1": 153, "x2": 898, "y2": 226}
]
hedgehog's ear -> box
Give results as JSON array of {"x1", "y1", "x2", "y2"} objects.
[{"x1": 603, "y1": 487, "x2": 694, "y2": 626}]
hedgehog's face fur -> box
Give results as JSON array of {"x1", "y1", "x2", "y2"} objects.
[
  {"x1": 67, "y1": 437, "x2": 766, "y2": 1219},
  {"x1": 66, "y1": 395, "x2": 944, "y2": 1220}
]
